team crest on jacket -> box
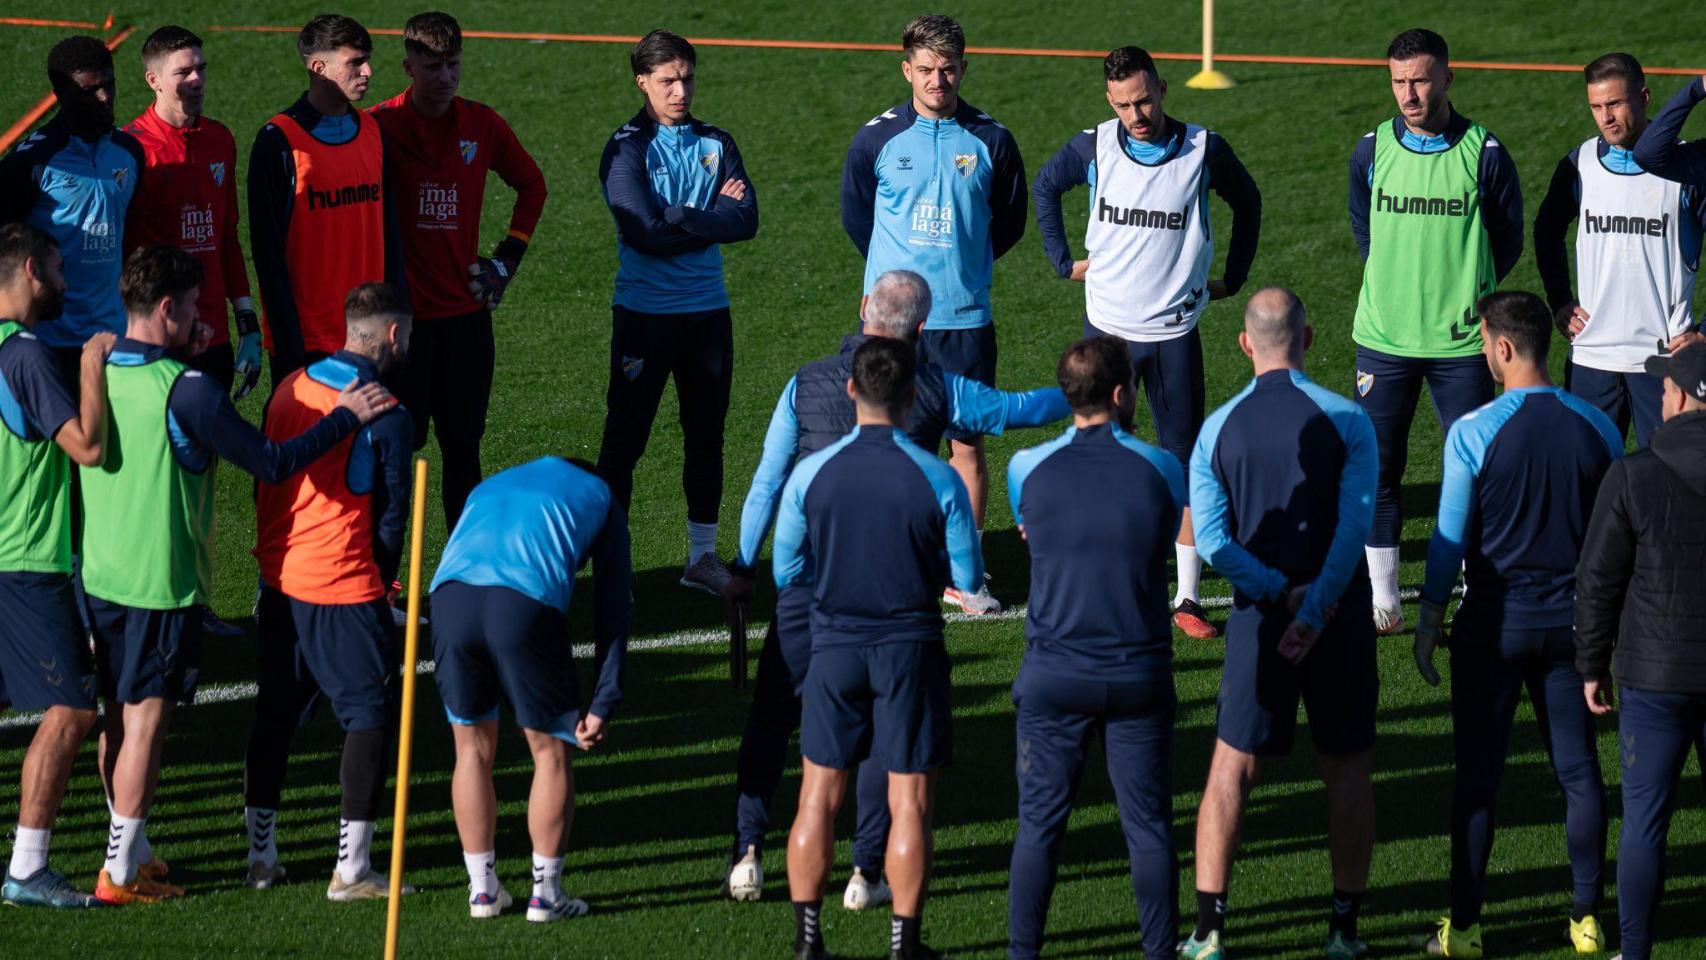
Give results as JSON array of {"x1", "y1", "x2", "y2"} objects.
[
  {"x1": 112, "y1": 167, "x2": 128, "y2": 186},
  {"x1": 208, "y1": 161, "x2": 226, "y2": 187},
  {"x1": 621, "y1": 356, "x2": 645, "y2": 381},
  {"x1": 1356, "y1": 370, "x2": 1374, "y2": 397},
  {"x1": 700, "y1": 151, "x2": 719, "y2": 173},
  {"x1": 460, "y1": 140, "x2": 478, "y2": 165},
  {"x1": 954, "y1": 153, "x2": 977, "y2": 177}
]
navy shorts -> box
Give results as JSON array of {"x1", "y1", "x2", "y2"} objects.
[
  {"x1": 84, "y1": 594, "x2": 202, "y2": 705},
  {"x1": 919, "y1": 325, "x2": 997, "y2": 442},
  {"x1": 1086, "y1": 318, "x2": 1205, "y2": 483},
  {"x1": 255, "y1": 586, "x2": 398, "y2": 732},
  {"x1": 0, "y1": 572, "x2": 96, "y2": 711},
  {"x1": 430, "y1": 581, "x2": 581, "y2": 738},
  {"x1": 1216, "y1": 595, "x2": 1377, "y2": 758},
  {"x1": 1565, "y1": 362, "x2": 1660, "y2": 449},
  {"x1": 801, "y1": 640, "x2": 953, "y2": 773}
]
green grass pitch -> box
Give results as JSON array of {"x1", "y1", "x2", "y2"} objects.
[{"x1": 1, "y1": 1, "x2": 1704, "y2": 956}]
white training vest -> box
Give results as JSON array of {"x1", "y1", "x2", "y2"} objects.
[
  {"x1": 1572, "y1": 136, "x2": 1697, "y2": 374},
  {"x1": 1084, "y1": 119, "x2": 1212, "y2": 342}
]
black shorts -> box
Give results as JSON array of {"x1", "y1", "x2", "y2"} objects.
[
  {"x1": 430, "y1": 581, "x2": 581, "y2": 739},
  {"x1": 255, "y1": 587, "x2": 398, "y2": 732},
  {"x1": 1215, "y1": 597, "x2": 1377, "y2": 758},
  {"x1": 919, "y1": 326, "x2": 997, "y2": 442},
  {"x1": 801, "y1": 641, "x2": 953, "y2": 773},
  {"x1": 0, "y1": 571, "x2": 96, "y2": 711},
  {"x1": 85, "y1": 594, "x2": 202, "y2": 705}
]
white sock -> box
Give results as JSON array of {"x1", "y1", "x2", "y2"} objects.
[
  {"x1": 687, "y1": 522, "x2": 718, "y2": 564},
  {"x1": 103, "y1": 815, "x2": 145, "y2": 885},
  {"x1": 1366, "y1": 546, "x2": 1401, "y2": 612},
  {"x1": 9, "y1": 825, "x2": 49, "y2": 878},
  {"x1": 134, "y1": 825, "x2": 152, "y2": 865},
  {"x1": 464, "y1": 850, "x2": 497, "y2": 898},
  {"x1": 246, "y1": 807, "x2": 278, "y2": 868},
  {"x1": 337, "y1": 819, "x2": 374, "y2": 884},
  {"x1": 531, "y1": 852, "x2": 563, "y2": 902},
  {"x1": 1173, "y1": 542, "x2": 1202, "y2": 607}
]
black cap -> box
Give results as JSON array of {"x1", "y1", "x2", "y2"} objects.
[{"x1": 1644, "y1": 342, "x2": 1706, "y2": 402}]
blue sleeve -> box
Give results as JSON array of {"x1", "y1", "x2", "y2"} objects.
[
  {"x1": 0, "y1": 336, "x2": 77, "y2": 439},
  {"x1": 1206, "y1": 133, "x2": 1262, "y2": 295},
  {"x1": 988, "y1": 125, "x2": 1028, "y2": 261},
  {"x1": 665, "y1": 129, "x2": 759, "y2": 244},
  {"x1": 586, "y1": 502, "x2": 632, "y2": 720},
  {"x1": 1033, "y1": 132, "x2": 1094, "y2": 278},
  {"x1": 1423, "y1": 415, "x2": 1481, "y2": 607},
  {"x1": 1111, "y1": 429, "x2": 1187, "y2": 523},
  {"x1": 1189, "y1": 404, "x2": 1290, "y2": 605},
  {"x1": 941, "y1": 470, "x2": 984, "y2": 594},
  {"x1": 1479, "y1": 134, "x2": 1524, "y2": 281},
  {"x1": 1348, "y1": 132, "x2": 1375, "y2": 261},
  {"x1": 598, "y1": 136, "x2": 712, "y2": 258},
  {"x1": 735, "y1": 377, "x2": 800, "y2": 570},
  {"x1": 942, "y1": 372, "x2": 1070, "y2": 436},
  {"x1": 170, "y1": 371, "x2": 359, "y2": 483},
  {"x1": 1534, "y1": 151, "x2": 1583, "y2": 316},
  {"x1": 771, "y1": 464, "x2": 814, "y2": 588},
  {"x1": 1558, "y1": 389, "x2": 1628, "y2": 463},
  {"x1": 1006, "y1": 450, "x2": 1034, "y2": 528},
  {"x1": 840, "y1": 126, "x2": 881, "y2": 258},
  {"x1": 361, "y1": 410, "x2": 413, "y2": 586},
  {"x1": 0, "y1": 137, "x2": 44, "y2": 227},
  {"x1": 1634, "y1": 78, "x2": 1706, "y2": 187},
  {"x1": 1297, "y1": 402, "x2": 1377, "y2": 631}
]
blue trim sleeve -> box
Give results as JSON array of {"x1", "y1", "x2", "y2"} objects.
[
  {"x1": 772, "y1": 431, "x2": 857, "y2": 587},
  {"x1": 735, "y1": 377, "x2": 800, "y2": 569},
  {"x1": 1557, "y1": 388, "x2": 1628, "y2": 462},
  {"x1": 896, "y1": 429, "x2": 984, "y2": 594},
  {"x1": 1294, "y1": 375, "x2": 1379, "y2": 630},
  {"x1": 1006, "y1": 428, "x2": 1074, "y2": 528},
  {"x1": 1348, "y1": 133, "x2": 1376, "y2": 261},
  {"x1": 1423, "y1": 395, "x2": 1511, "y2": 606},
  {"x1": 942, "y1": 372, "x2": 1069, "y2": 437},
  {"x1": 1112, "y1": 426, "x2": 1188, "y2": 515},
  {"x1": 1189, "y1": 384, "x2": 1289, "y2": 604},
  {"x1": 1634, "y1": 78, "x2": 1706, "y2": 188},
  {"x1": 1033, "y1": 131, "x2": 1094, "y2": 278}
]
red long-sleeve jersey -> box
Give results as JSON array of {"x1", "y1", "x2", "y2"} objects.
[
  {"x1": 369, "y1": 90, "x2": 547, "y2": 321},
  {"x1": 123, "y1": 105, "x2": 250, "y2": 347}
]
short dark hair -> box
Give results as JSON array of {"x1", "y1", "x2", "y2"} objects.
[
  {"x1": 851, "y1": 337, "x2": 915, "y2": 412},
  {"x1": 403, "y1": 12, "x2": 461, "y2": 58},
  {"x1": 298, "y1": 14, "x2": 372, "y2": 61},
  {"x1": 47, "y1": 35, "x2": 112, "y2": 89},
  {"x1": 1104, "y1": 46, "x2": 1159, "y2": 83},
  {"x1": 0, "y1": 223, "x2": 58, "y2": 285},
  {"x1": 1387, "y1": 28, "x2": 1448, "y2": 65},
  {"x1": 141, "y1": 25, "x2": 203, "y2": 68},
  {"x1": 1477, "y1": 290, "x2": 1552, "y2": 364},
  {"x1": 344, "y1": 282, "x2": 411, "y2": 323},
  {"x1": 902, "y1": 14, "x2": 965, "y2": 61},
  {"x1": 120, "y1": 246, "x2": 203, "y2": 316},
  {"x1": 631, "y1": 30, "x2": 694, "y2": 75},
  {"x1": 1584, "y1": 52, "x2": 1644, "y2": 89},
  {"x1": 1057, "y1": 336, "x2": 1133, "y2": 414}
]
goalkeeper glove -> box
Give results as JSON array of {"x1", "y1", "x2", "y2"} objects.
[
  {"x1": 232, "y1": 302, "x2": 264, "y2": 401},
  {"x1": 1413, "y1": 599, "x2": 1447, "y2": 687},
  {"x1": 468, "y1": 236, "x2": 527, "y2": 310}
]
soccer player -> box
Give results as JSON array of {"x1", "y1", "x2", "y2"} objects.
[
  {"x1": 1033, "y1": 45, "x2": 1262, "y2": 640},
  {"x1": 1180, "y1": 288, "x2": 1378, "y2": 960},
  {"x1": 0, "y1": 36, "x2": 142, "y2": 375},
  {"x1": 1575, "y1": 343, "x2": 1706, "y2": 960},
  {"x1": 1350, "y1": 28, "x2": 1523, "y2": 632},
  {"x1": 1411, "y1": 291, "x2": 1621, "y2": 957},
  {"x1": 1004, "y1": 336, "x2": 1186, "y2": 960},
  {"x1": 81, "y1": 245, "x2": 395, "y2": 904},
  {"x1": 250, "y1": 14, "x2": 405, "y2": 386},
  {"x1": 124, "y1": 26, "x2": 260, "y2": 396},
  {"x1": 370, "y1": 11, "x2": 548, "y2": 528},
  {"x1": 429, "y1": 456, "x2": 631, "y2": 922},
  {"x1": 721, "y1": 269, "x2": 1067, "y2": 908},
  {"x1": 1534, "y1": 54, "x2": 1705, "y2": 449},
  {"x1": 841, "y1": 14, "x2": 1027, "y2": 615},
  {"x1": 778, "y1": 337, "x2": 981, "y2": 960},
  {"x1": 596, "y1": 29, "x2": 758, "y2": 596},
  {"x1": 0, "y1": 224, "x2": 114, "y2": 909},
  {"x1": 243, "y1": 283, "x2": 414, "y2": 900}
]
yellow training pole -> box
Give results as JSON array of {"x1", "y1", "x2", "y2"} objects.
[
  {"x1": 1186, "y1": 0, "x2": 1236, "y2": 89},
  {"x1": 383, "y1": 458, "x2": 429, "y2": 960}
]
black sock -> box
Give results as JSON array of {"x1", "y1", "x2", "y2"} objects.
[
  {"x1": 1330, "y1": 888, "x2": 1363, "y2": 940},
  {"x1": 339, "y1": 728, "x2": 388, "y2": 821},
  {"x1": 1195, "y1": 890, "x2": 1227, "y2": 940},
  {"x1": 1570, "y1": 900, "x2": 1596, "y2": 923},
  {"x1": 793, "y1": 900, "x2": 823, "y2": 952},
  {"x1": 892, "y1": 913, "x2": 921, "y2": 955}
]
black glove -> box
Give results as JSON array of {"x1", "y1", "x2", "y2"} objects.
[
  {"x1": 232, "y1": 307, "x2": 263, "y2": 401},
  {"x1": 468, "y1": 236, "x2": 528, "y2": 310}
]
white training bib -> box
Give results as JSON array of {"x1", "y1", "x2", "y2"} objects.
[
  {"x1": 1572, "y1": 136, "x2": 1697, "y2": 373},
  {"x1": 1083, "y1": 119, "x2": 1212, "y2": 342}
]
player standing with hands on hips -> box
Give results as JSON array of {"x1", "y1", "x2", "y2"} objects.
[
  {"x1": 596, "y1": 29, "x2": 758, "y2": 597},
  {"x1": 1033, "y1": 45, "x2": 1262, "y2": 639},
  {"x1": 841, "y1": 14, "x2": 1026, "y2": 615}
]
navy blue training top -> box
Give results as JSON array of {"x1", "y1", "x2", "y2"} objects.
[
  {"x1": 1008, "y1": 422, "x2": 1186, "y2": 679},
  {"x1": 1422, "y1": 386, "x2": 1622, "y2": 628},
  {"x1": 774, "y1": 425, "x2": 982, "y2": 648}
]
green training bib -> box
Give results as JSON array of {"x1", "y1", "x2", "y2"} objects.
[{"x1": 0, "y1": 321, "x2": 71, "y2": 574}]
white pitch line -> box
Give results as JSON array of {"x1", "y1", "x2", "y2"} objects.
[{"x1": 0, "y1": 586, "x2": 1433, "y2": 731}]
